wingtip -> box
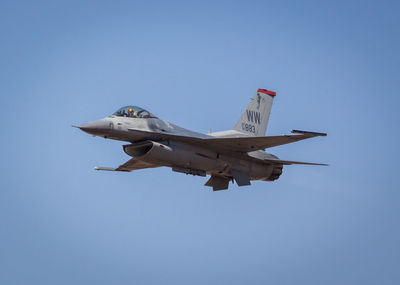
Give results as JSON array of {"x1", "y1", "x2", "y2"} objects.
[
  {"x1": 94, "y1": 166, "x2": 117, "y2": 171},
  {"x1": 291, "y1": 129, "x2": 327, "y2": 136}
]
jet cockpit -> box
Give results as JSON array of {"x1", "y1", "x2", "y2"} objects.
[{"x1": 112, "y1": 106, "x2": 157, "y2": 118}]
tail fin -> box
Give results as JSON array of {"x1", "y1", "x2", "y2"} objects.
[{"x1": 233, "y1": 88, "x2": 276, "y2": 136}]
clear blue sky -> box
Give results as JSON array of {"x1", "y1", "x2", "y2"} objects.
[{"x1": 1, "y1": 0, "x2": 399, "y2": 284}]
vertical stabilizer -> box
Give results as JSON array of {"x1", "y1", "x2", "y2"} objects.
[{"x1": 233, "y1": 88, "x2": 276, "y2": 136}]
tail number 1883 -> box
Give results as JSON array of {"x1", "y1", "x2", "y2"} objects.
[{"x1": 242, "y1": 123, "x2": 255, "y2": 133}]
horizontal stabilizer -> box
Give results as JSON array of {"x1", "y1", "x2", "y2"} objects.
[{"x1": 263, "y1": 158, "x2": 328, "y2": 166}]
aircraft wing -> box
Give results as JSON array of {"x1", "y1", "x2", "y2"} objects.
[
  {"x1": 94, "y1": 158, "x2": 159, "y2": 172},
  {"x1": 204, "y1": 130, "x2": 327, "y2": 152},
  {"x1": 128, "y1": 129, "x2": 326, "y2": 153}
]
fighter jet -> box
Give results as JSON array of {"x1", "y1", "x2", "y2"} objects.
[{"x1": 76, "y1": 88, "x2": 327, "y2": 191}]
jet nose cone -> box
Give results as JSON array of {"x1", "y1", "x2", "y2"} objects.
[
  {"x1": 78, "y1": 119, "x2": 111, "y2": 136},
  {"x1": 79, "y1": 121, "x2": 96, "y2": 132}
]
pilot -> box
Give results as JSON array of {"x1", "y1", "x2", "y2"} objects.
[{"x1": 128, "y1": 108, "x2": 134, "y2": 117}]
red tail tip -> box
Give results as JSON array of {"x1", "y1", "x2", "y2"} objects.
[{"x1": 257, "y1": 88, "x2": 276, "y2": 96}]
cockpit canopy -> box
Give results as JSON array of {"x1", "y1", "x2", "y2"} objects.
[{"x1": 112, "y1": 106, "x2": 157, "y2": 118}]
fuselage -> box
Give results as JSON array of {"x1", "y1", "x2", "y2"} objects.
[
  {"x1": 77, "y1": 90, "x2": 326, "y2": 191},
  {"x1": 79, "y1": 114, "x2": 282, "y2": 182}
]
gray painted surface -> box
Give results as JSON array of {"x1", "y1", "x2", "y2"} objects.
[
  {"x1": 78, "y1": 90, "x2": 326, "y2": 190},
  {"x1": 233, "y1": 89, "x2": 275, "y2": 137}
]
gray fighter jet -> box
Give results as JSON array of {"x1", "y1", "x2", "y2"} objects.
[{"x1": 76, "y1": 88, "x2": 327, "y2": 190}]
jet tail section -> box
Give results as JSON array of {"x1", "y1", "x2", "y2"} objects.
[{"x1": 233, "y1": 88, "x2": 276, "y2": 137}]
